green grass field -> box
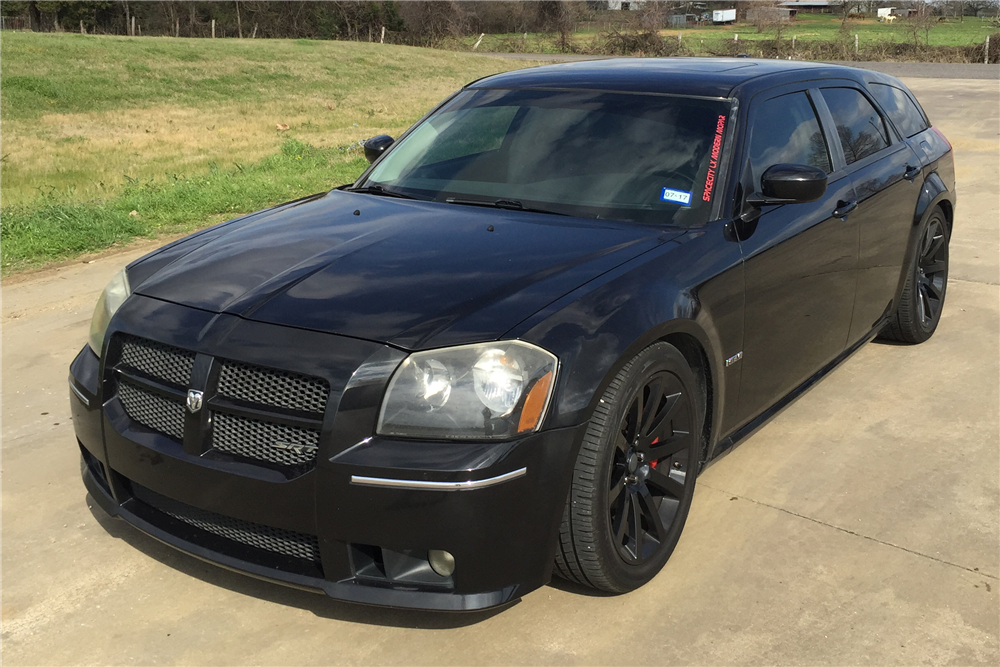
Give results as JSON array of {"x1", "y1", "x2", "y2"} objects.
[
  {"x1": 458, "y1": 13, "x2": 997, "y2": 54},
  {"x1": 0, "y1": 33, "x2": 537, "y2": 273}
]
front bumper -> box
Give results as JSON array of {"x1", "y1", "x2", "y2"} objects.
[{"x1": 70, "y1": 296, "x2": 582, "y2": 611}]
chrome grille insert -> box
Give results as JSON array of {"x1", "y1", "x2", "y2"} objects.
[
  {"x1": 218, "y1": 360, "x2": 329, "y2": 414},
  {"x1": 117, "y1": 380, "x2": 185, "y2": 441},
  {"x1": 131, "y1": 483, "x2": 321, "y2": 564},
  {"x1": 212, "y1": 412, "x2": 319, "y2": 467}
]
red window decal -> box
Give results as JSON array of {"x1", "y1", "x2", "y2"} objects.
[{"x1": 702, "y1": 115, "x2": 727, "y2": 203}]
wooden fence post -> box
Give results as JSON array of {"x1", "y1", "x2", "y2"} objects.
[
  {"x1": 986, "y1": 35, "x2": 991, "y2": 65},
  {"x1": 175, "y1": 18, "x2": 179, "y2": 37},
  {"x1": 80, "y1": 20, "x2": 85, "y2": 34},
  {"x1": 734, "y1": 33, "x2": 738, "y2": 42},
  {"x1": 380, "y1": 26, "x2": 385, "y2": 43},
  {"x1": 855, "y1": 33, "x2": 859, "y2": 55},
  {"x1": 130, "y1": 15, "x2": 135, "y2": 37},
  {"x1": 211, "y1": 19, "x2": 216, "y2": 38}
]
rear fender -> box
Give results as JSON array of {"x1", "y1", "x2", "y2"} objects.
[{"x1": 893, "y1": 171, "x2": 954, "y2": 306}]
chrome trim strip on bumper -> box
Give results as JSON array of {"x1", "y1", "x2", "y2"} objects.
[
  {"x1": 70, "y1": 381, "x2": 90, "y2": 407},
  {"x1": 350, "y1": 467, "x2": 527, "y2": 491}
]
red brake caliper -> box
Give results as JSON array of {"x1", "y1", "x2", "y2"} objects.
[{"x1": 649, "y1": 437, "x2": 659, "y2": 468}]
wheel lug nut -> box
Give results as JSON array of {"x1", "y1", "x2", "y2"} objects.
[
  {"x1": 625, "y1": 474, "x2": 637, "y2": 484},
  {"x1": 673, "y1": 461, "x2": 682, "y2": 469},
  {"x1": 636, "y1": 453, "x2": 645, "y2": 463}
]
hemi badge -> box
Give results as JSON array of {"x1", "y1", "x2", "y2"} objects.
[{"x1": 725, "y1": 351, "x2": 743, "y2": 367}]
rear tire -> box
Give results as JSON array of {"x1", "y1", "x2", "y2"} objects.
[
  {"x1": 880, "y1": 207, "x2": 949, "y2": 344},
  {"x1": 554, "y1": 342, "x2": 703, "y2": 593}
]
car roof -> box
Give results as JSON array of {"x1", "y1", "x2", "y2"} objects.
[{"x1": 468, "y1": 57, "x2": 868, "y2": 99}]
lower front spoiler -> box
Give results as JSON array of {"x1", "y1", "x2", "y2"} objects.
[{"x1": 82, "y1": 464, "x2": 518, "y2": 611}]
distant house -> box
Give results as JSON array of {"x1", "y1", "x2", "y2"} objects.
[
  {"x1": 607, "y1": 0, "x2": 646, "y2": 9},
  {"x1": 669, "y1": 13, "x2": 702, "y2": 27},
  {"x1": 778, "y1": 0, "x2": 835, "y2": 14},
  {"x1": 748, "y1": 6, "x2": 794, "y2": 23}
]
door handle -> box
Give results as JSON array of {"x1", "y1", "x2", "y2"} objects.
[
  {"x1": 833, "y1": 200, "x2": 858, "y2": 219},
  {"x1": 903, "y1": 164, "x2": 921, "y2": 182}
]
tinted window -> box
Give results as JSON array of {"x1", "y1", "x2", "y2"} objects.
[
  {"x1": 868, "y1": 82, "x2": 928, "y2": 138},
  {"x1": 749, "y1": 91, "x2": 832, "y2": 189},
  {"x1": 419, "y1": 106, "x2": 519, "y2": 165},
  {"x1": 364, "y1": 89, "x2": 733, "y2": 226},
  {"x1": 821, "y1": 87, "x2": 890, "y2": 165}
]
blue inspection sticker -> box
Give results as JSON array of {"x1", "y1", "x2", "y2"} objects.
[{"x1": 660, "y1": 188, "x2": 693, "y2": 206}]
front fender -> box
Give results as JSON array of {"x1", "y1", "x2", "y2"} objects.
[{"x1": 510, "y1": 221, "x2": 745, "y2": 462}]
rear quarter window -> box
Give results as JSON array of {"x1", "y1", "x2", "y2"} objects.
[{"x1": 868, "y1": 82, "x2": 929, "y2": 138}]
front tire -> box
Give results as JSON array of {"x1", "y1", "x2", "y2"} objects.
[
  {"x1": 554, "y1": 342, "x2": 703, "y2": 593},
  {"x1": 881, "y1": 207, "x2": 949, "y2": 344}
]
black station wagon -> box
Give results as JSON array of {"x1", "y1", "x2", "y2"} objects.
[{"x1": 71, "y1": 59, "x2": 955, "y2": 610}]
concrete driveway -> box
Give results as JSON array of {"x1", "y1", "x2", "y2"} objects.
[{"x1": 2, "y1": 76, "x2": 997, "y2": 666}]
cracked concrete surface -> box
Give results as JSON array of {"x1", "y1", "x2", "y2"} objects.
[{"x1": 2, "y1": 76, "x2": 997, "y2": 665}]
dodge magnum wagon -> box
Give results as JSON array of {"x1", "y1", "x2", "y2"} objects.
[{"x1": 71, "y1": 58, "x2": 955, "y2": 611}]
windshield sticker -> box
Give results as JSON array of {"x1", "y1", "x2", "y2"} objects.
[
  {"x1": 702, "y1": 114, "x2": 727, "y2": 203},
  {"x1": 660, "y1": 188, "x2": 693, "y2": 206}
]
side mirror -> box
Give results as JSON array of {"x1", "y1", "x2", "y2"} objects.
[
  {"x1": 751, "y1": 163, "x2": 828, "y2": 206},
  {"x1": 363, "y1": 135, "x2": 394, "y2": 164}
]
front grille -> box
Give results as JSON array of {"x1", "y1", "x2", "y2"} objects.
[
  {"x1": 132, "y1": 483, "x2": 321, "y2": 564},
  {"x1": 117, "y1": 379, "x2": 185, "y2": 441},
  {"x1": 212, "y1": 412, "x2": 319, "y2": 467},
  {"x1": 119, "y1": 335, "x2": 195, "y2": 387},
  {"x1": 217, "y1": 360, "x2": 329, "y2": 414},
  {"x1": 109, "y1": 334, "x2": 329, "y2": 470}
]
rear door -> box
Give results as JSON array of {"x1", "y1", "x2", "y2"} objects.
[
  {"x1": 816, "y1": 85, "x2": 924, "y2": 343},
  {"x1": 733, "y1": 86, "x2": 859, "y2": 426}
]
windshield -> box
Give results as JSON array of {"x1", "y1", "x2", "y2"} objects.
[{"x1": 360, "y1": 88, "x2": 732, "y2": 226}]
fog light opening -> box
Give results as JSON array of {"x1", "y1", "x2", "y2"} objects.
[{"x1": 428, "y1": 549, "x2": 455, "y2": 577}]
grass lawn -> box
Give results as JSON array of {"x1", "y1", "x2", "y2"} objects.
[
  {"x1": 674, "y1": 13, "x2": 997, "y2": 46},
  {"x1": 0, "y1": 32, "x2": 538, "y2": 273},
  {"x1": 459, "y1": 13, "x2": 996, "y2": 53}
]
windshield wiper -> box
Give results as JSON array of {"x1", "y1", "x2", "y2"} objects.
[
  {"x1": 444, "y1": 197, "x2": 569, "y2": 216},
  {"x1": 345, "y1": 184, "x2": 422, "y2": 200}
]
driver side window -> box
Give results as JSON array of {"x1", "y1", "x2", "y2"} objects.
[{"x1": 748, "y1": 91, "x2": 832, "y2": 191}]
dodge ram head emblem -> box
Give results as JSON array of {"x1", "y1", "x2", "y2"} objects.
[{"x1": 185, "y1": 389, "x2": 204, "y2": 413}]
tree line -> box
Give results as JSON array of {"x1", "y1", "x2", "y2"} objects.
[{"x1": 1, "y1": 1, "x2": 591, "y2": 43}]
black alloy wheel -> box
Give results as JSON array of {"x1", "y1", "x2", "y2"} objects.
[
  {"x1": 555, "y1": 342, "x2": 703, "y2": 593},
  {"x1": 881, "y1": 207, "x2": 950, "y2": 344}
]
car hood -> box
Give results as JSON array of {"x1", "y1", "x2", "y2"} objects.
[{"x1": 132, "y1": 191, "x2": 678, "y2": 349}]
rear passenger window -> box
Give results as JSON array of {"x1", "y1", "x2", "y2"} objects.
[
  {"x1": 749, "y1": 91, "x2": 832, "y2": 190},
  {"x1": 820, "y1": 87, "x2": 890, "y2": 165},
  {"x1": 868, "y1": 82, "x2": 929, "y2": 138}
]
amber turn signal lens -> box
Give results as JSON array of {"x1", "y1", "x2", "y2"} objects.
[{"x1": 517, "y1": 371, "x2": 553, "y2": 433}]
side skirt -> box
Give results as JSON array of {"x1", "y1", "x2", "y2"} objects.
[{"x1": 702, "y1": 323, "x2": 883, "y2": 470}]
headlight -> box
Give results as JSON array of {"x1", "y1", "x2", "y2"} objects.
[
  {"x1": 88, "y1": 268, "x2": 131, "y2": 357},
  {"x1": 377, "y1": 341, "x2": 557, "y2": 440}
]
